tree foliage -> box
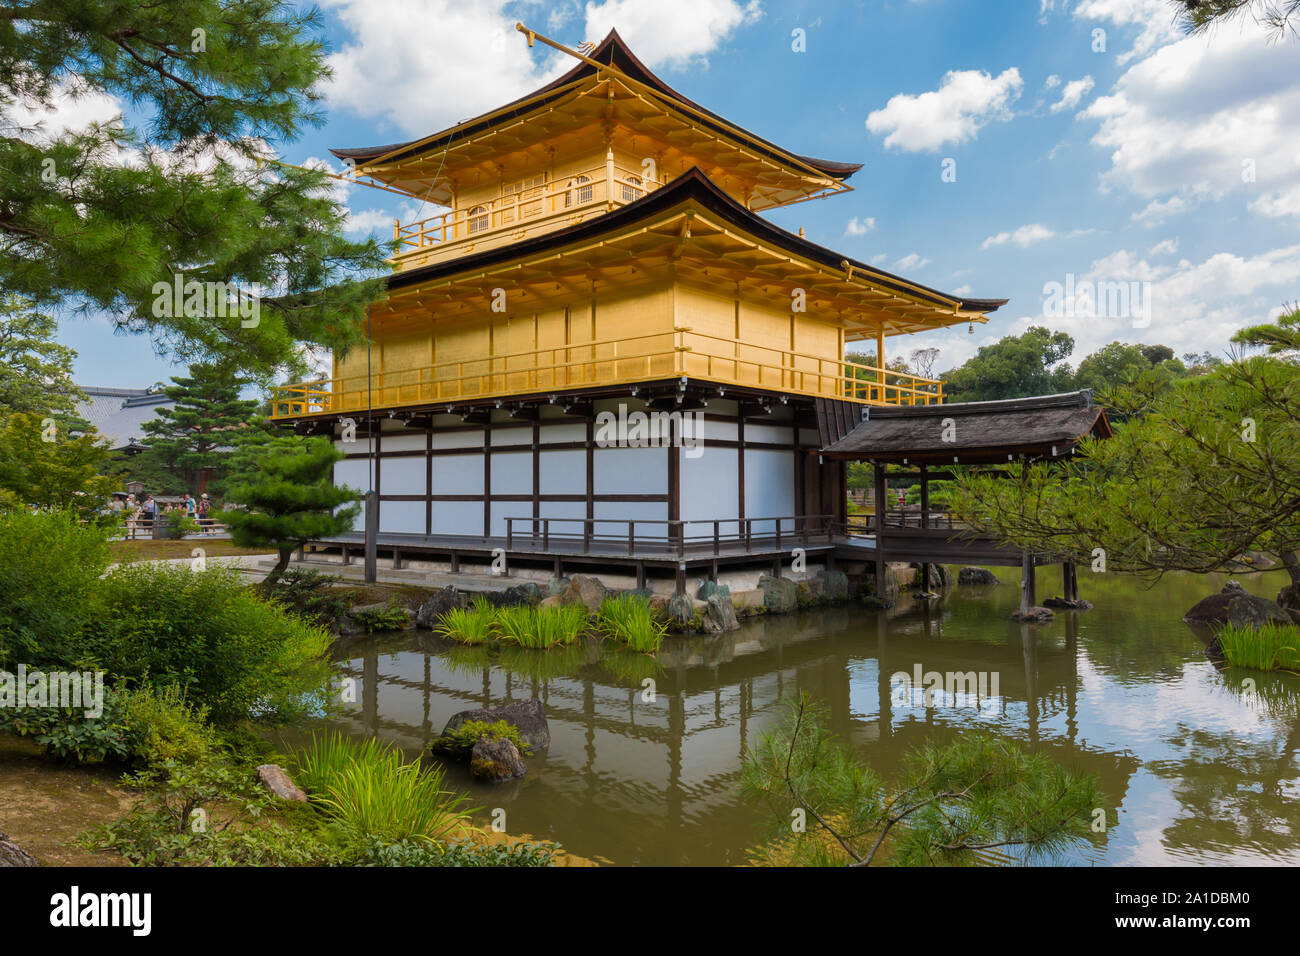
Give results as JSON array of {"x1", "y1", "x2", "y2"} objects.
[
  {"x1": 941, "y1": 326, "x2": 1076, "y2": 402},
  {"x1": 218, "y1": 431, "x2": 360, "y2": 585},
  {"x1": 948, "y1": 311, "x2": 1300, "y2": 586},
  {"x1": 740, "y1": 695, "x2": 1100, "y2": 866},
  {"x1": 0, "y1": 410, "x2": 119, "y2": 515},
  {"x1": 0, "y1": 0, "x2": 389, "y2": 380},
  {"x1": 136, "y1": 361, "x2": 258, "y2": 492},
  {"x1": 0, "y1": 293, "x2": 84, "y2": 422},
  {"x1": 1172, "y1": 0, "x2": 1300, "y2": 40}
]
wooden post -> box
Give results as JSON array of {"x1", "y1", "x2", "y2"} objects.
[
  {"x1": 1020, "y1": 552, "x2": 1035, "y2": 614},
  {"x1": 919, "y1": 463, "x2": 930, "y2": 589},
  {"x1": 1062, "y1": 561, "x2": 1072, "y2": 603},
  {"x1": 364, "y1": 490, "x2": 378, "y2": 584},
  {"x1": 873, "y1": 462, "x2": 887, "y2": 596}
]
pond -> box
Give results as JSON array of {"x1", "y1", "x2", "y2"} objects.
[{"x1": 298, "y1": 568, "x2": 1300, "y2": 866}]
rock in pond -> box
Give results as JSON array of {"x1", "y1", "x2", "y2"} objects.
[
  {"x1": 470, "y1": 737, "x2": 527, "y2": 782},
  {"x1": 437, "y1": 699, "x2": 550, "y2": 753},
  {"x1": 256, "y1": 764, "x2": 308, "y2": 802},
  {"x1": 957, "y1": 566, "x2": 998, "y2": 586},
  {"x1": 1184, "y1": 581, "x2": 1292, "y2": 628},
  {"x1": 1011, "y1": 606, "x2": 1054, "y2": 623},
  {"x1": 414, "y1": 587, "x2": 470, "y2": 628},
  {"x1": 758, "y1": 574, "x2": 799, "y2": 614},
  {"x1": 561, "y1": 574, "x2": 607, "y2": 614}
]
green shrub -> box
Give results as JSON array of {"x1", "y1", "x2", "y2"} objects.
[
  {"x1": 435, "y1": 595, "x2": 496, "y2": 644},
  {"x1": 596, "y1": 594, "x2": 666, "y2": 652},
  {"x1": 116, "y1": 684, "x2": 217, "y2": 768},
  {"x1": 434, "y1": 719, "x2": 531, "y2": 757},
  {"x1": 349, "y1": 599, "x2": 410, "y2": 632},
  {"x1": 81, "y1": 758, "x2": 344, "y2": 866},
  {"x1": 0, "y1": 510, "x2": 111, "y2": 668},
  {"x1": 353, "y1": 836, "x2": 558, "y2": 867},
  {"x1": 292, "y1": 730, "x2": 393, "y2": 796},
  {"x1": 0, "y1": 690, "x2": 129, "y2": 764},
  {"x1": 262, "y1": 568, "x2": 350, "y2": 627},
  {"x1": 85, "y1": 563, "x2": 333, "y2": 725},
  {"x1": 1218, "y1": 623, "x2": 1300, "y2": 672}
]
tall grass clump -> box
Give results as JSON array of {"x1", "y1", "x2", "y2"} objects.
[
  {"x1": 295, "y1": 732, "x2": 475, "y2": 844},
  {"x1": 435, "y1": 595, "x2": 497, "y2": 644},
  {"x1": 1218, "y1": 623, "x2": 1300, "y2": 672},
  {"x1": 596, "y1": 594, "x2": 666, "y2": 653},
  {"x1": 496, "y1": 604, "x2": 588, "y2": 648}
]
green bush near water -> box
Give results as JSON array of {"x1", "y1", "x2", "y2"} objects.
[
  {"x1": 595, "y1": 594, "x2": 667, "y2": 653},
  {"x1": 84, "y1": 563, "x2": 333, "y2": 726},
  {"x1": 1217, "y1": 623, "x2": 1300, "y2": 672},
  {"x1": 435, "y1": 719, "x2": 531, "y2": 757},
  {"x1": 435, "y1": 595, "x2": 497, "y2": 644}
]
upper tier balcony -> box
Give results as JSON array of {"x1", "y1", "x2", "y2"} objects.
[
  {"x1": 269, "y1": 328, "x2": 944, "y2": 420},
  {"x1": 391, "y1": 162, "x2": 661, "y2": 270}
]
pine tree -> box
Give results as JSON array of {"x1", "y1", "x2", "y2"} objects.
[
  {"x1": 218, "y1": 433, "x2": 361, "y2": 586},
  {"x1": 138, "y1": 362, "x2": 258, "y2": 493},
  {"x1": 0, "y1": 1, "x2": 389, "y2": 379}
]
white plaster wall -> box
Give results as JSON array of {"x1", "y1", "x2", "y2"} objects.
[
  {"x1": 539, "y1": 449, "x2": 585, "y2": 494},
  {"x1": 744, "y1": 448, "x2": 795, "y2": 520},
  {"x1": 490, "y1": 451, "x2": 532, "y2": 495},
  {"x1": 594, "y1": 445, "x2": 666, "y2": 495},
  {"x1": 431, "y1": 454, "x2": 483, "y2": 494},
  {"x1": 381, "y1": 456, "x2": 426, "y2": 495},
  {"x1": 379, "y1": 500, "x2": 424, "y2": 534}
]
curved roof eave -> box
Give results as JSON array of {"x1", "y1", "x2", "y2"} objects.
[
  {"x1": 330, "y1": 29, "x2": 862, "y2": 182},
  {"x1": 384, "y1": 166, "x2": 1006, "y2": 316}
]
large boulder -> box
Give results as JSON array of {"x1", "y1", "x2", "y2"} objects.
[
  {"x1": 545, "y1": 576, "x2": 571, "y2": 598},
  {"x1": 346, "y1": 601, "x2": 415, "y2": 631},
  {"x1": 1183, "y1": 581, "x2": 1291, "y2": 628},
  {"x1": 859, "y1": 567, "x2": 900, "y2": 610},
  {"x1": 817, "y1": 569, "x2": 850, "y2": 602},
  {"x1": 494, "y1": 583, "x2": 543, "y2": 607},
  {"x1": 667, "y1": 592, "x2": 696, "y2": 629},
  {"x1": 256, "y1": 764, "x2": 308, "y2": 802},
  {"x1": 1276, "y1": 584, "x2": 1300, "y2": 624},
  {"x1": 758, "y1": 574, "x2": 799, "y2": 614},
  {"x1": 703, "y1": 592, "x2": 739, "y2": 632},
  {"x1": 0, "y1": 832, "x2": 36, "y2": 867},
  {"x1": 437, "y1": 699, "x2": 550, "y2": 753},
  {"x1": 414, "y1": 587, "x2": 470, "y2": 628},
  {"x1": 911, "y1": 564, "x2": 952, "y2": 590},
  {"x1": 561, "y1": 574, "x2": 607, "y2": 614},
  {"x1": 957, "y1": 566, "x2": 998, "y2": 586},
  {"x1": 470, "y1": 737, "x2": 527, "y2": 782}
]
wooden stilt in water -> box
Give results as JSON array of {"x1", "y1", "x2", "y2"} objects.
[
  {"x1": 1020, "y1": 551, "x2": 1035, "y2": 615},
  {"x1": 873, "y1": 461, "x2": 887, "y2": 596}
]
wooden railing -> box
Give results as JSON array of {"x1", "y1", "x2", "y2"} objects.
[
  {"x1": 270, "y1": 327, "x2": 943, "y2": 418},
  {"x1": 394, "y1": 163, "x2": 660, "y2": 253},
  {"x1": 504, "y1": 514, "x2": 839, "y2": 558}
]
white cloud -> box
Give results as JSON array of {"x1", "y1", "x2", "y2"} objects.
[
  {"x1": 951, "y1": 284, "x2": 973, "y2": 295},
  {"x1": 894, "y1": 253, "x2": 931, "y2": 271},
  {"x1": 870, "y1": 253, "x2": 888, "y2": 265},
  {"x1": 1071, "y1": 0, "x2": 1183, "y2": 64},
  {"x1": 3, "y1": 83, "x2": 122, "y2": 142},
  {"x1": 865, "y1": 67, "x2": 1023, "y2": 152},
  {"x1": 322, "y1": 0, "x2": 759, "y2": 137},
  {"x1": 845, "y1": 216, "x2": 875, "y2": 236},
  {"x1": 1148, "y1": 237, "x2": 1179, "y2": 255},
  {"x1": 1034, "y1": 243, "x2": 1300, "y2": 357},
  {"x1": 1132, "y1": 194, "x2": 1195, "y2": 226},
  {"x1": 1249, "y1": 184, "x2": 1300, "y2": 220},
  {"x1": 982, "y1": 223, "x2": 1057, "y2": 249},
  {"x1": 1050, "y1": 75, "x2": 1095, "y2": 113},
  {"x1": 1080, "y1": 24, "x2": 1300, "y2": 206},
  {"x1": 583, "y1": 0, "x2": 762, "y2": 69},
  {"x1": 1044, "y1": 74, "x2": 1061, "y2": 89}
]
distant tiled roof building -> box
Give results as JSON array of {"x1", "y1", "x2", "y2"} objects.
[{"x1": 76, "y1": 385, "x2": 173, "y2": 451}]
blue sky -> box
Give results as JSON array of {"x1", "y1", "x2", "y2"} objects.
[{"x1": 54, "y1": 0, "x2": 1300, "y2": 387}]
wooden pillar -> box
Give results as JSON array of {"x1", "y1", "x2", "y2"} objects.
[
  {"x1": 919, "y1": 463, "x2": 930, "y2": 589},
  {"x1": 1062, "y1": 561, "x2": 1073, "y2": 602},
  {"x1": 1020, "y1": 551, "x2": 1035, "y2": 614},
  {"x1": 873, "y1": 462, "x2": 887, "y2": 595},
  {"x1": 364, "y1": 490, "x2": 378, "y2": 584},
  {"x1": 876, "y1": 327, "x2": 886, "y2": 395}
]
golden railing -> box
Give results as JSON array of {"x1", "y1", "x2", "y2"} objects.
[
  {"x1": 270, "y1": 327, "x2": 943, "y2": 419},
  {"x1": 394, "y1": 164, "x2": 660, "y2": 252}
]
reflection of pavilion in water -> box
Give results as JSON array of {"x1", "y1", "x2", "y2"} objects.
[{"x1": 330, "y1": 597, "x2": 1140, "y2": 864}]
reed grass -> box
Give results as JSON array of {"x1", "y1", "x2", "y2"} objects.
[
  {"x1": 294, "y1": 731, "x2": 476, "y2": 844},
  {"x1": 595, "y1": 594, "x2": 667, "y2": 653},
  {"x1": 435, "y1": 595, "x2": 497, "y2": 644},
  {"x1": 1218, "y1": 622, "x2": 1300, "y2": 672}
]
